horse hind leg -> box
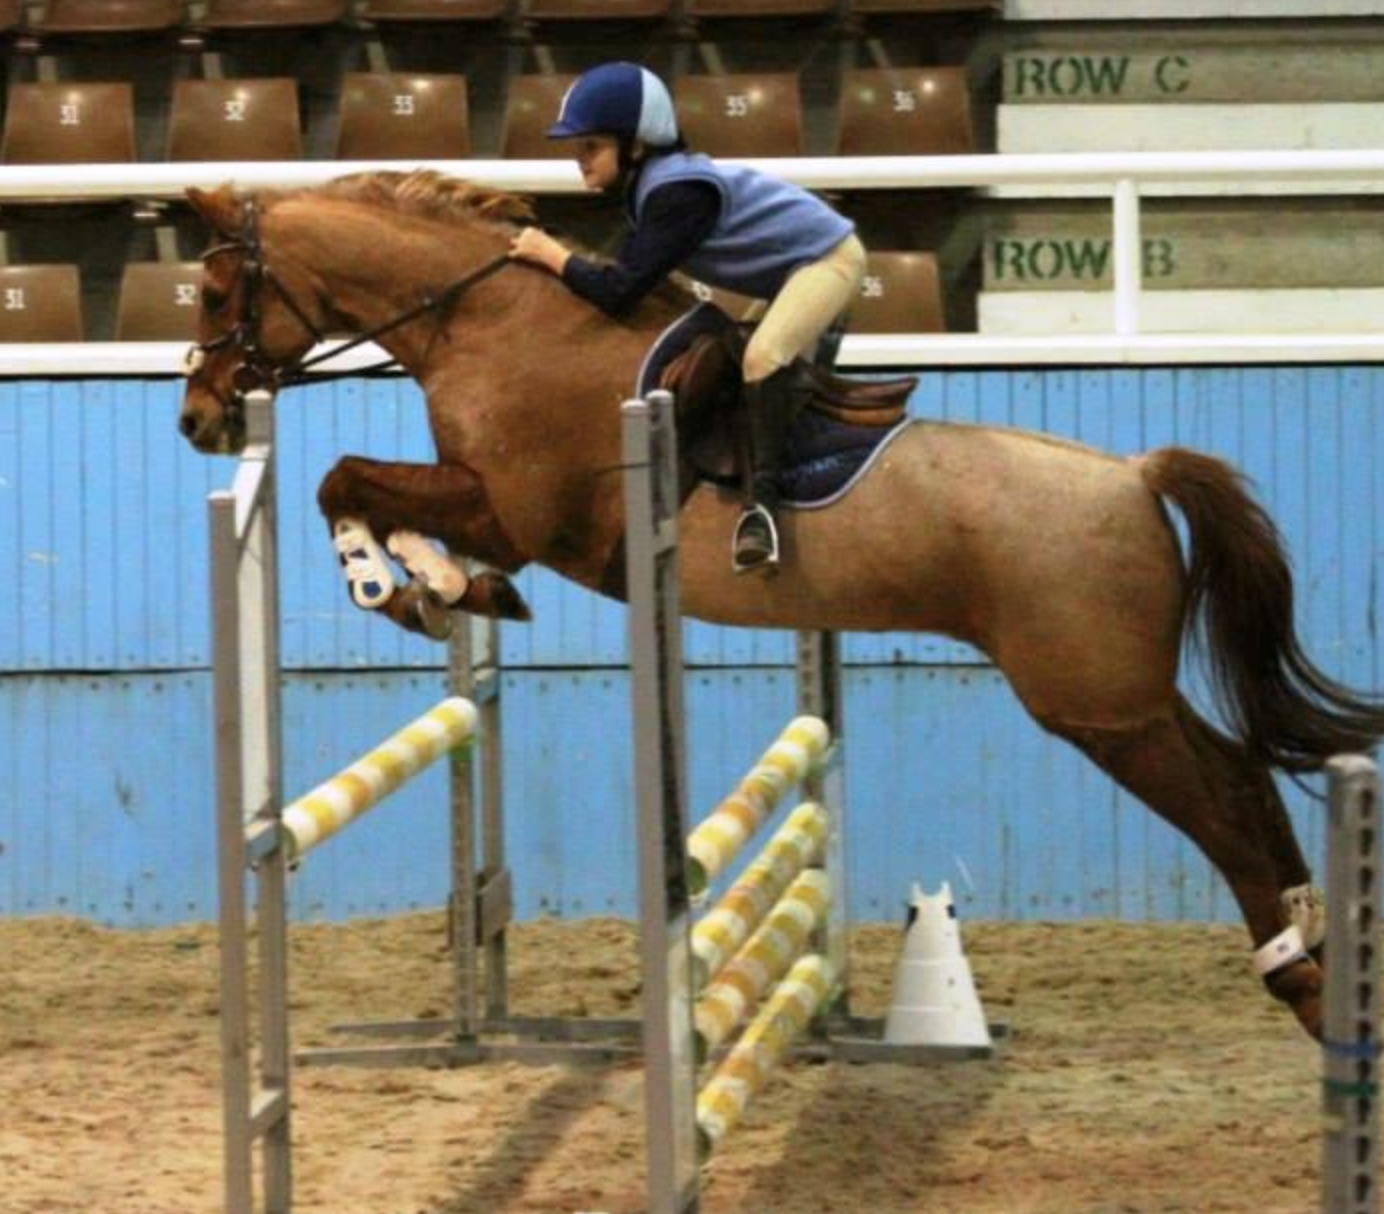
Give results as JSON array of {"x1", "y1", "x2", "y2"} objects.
[{"x1": 1038, "y1": 695, "x2": 1324, "y2": 1039}]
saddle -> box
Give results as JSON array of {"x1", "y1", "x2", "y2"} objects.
[{"x1": 657, "y1": 322, "x2": 917, "y2": 492}]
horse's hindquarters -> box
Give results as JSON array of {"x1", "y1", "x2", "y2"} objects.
[{"x1": 676, "y1": 422, "x2": 1186, "y2": 724}]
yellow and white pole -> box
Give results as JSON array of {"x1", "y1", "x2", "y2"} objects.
[
  {"x1": 694, "y1": 867, "x2": 831, "y2": 1056},
  {"x1": 686, "y1": 716, "x2": 830, "y2": 894},
  {"x1": 695, "y1": 953, "x2": 836, "y2": 1154},
  {"x1": 690, "y1": 801, "x2": 828, "y2": 988},
  {"x1": 280, "y1": 697, "x2": 478, "y2": 861}
]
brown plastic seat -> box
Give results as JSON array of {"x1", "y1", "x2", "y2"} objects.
[
  {"x1": 0, "y1": 265, "x2": 84, "y2": 341},
  {"x1": 848, "y1": 251, "x2": 945, "y2": 333},
  {"x1": 1, "y1": 83, "x2": 137, "y2": 163},
  {"x1": 200, "y1": 0, "x2": 347, "y2": 28},
  {"x1": 674, "y1": 73, "x2": 803, "y2": 158},
  {"x1": 526, "y1": 0, "x2": 670, "y2": 18},
  {"x1": 501, "y1": 73, "x2": 577, "y2": 159},
  {"x1": 687, "y1": 0, "x2": 835, "y2": 14},
  {"x1": 838, "y1": 67, "x2": 975, "y2": 155},
  {"x1": 115, "y1": 262, "x2": 203, "y2": 340},
  {"x1": 850, "y1": 0, "x2": 999, "y2": 11},
  {"x1": 336, "y1": 73, "x2": 471, "y2": 159},
  {"x1": 361, "y1": 0, "x2": 510, "y2": 20},
  {"x1": 167, "y1": 78, "x2": 302, "y2": 160},
  {"x1": 32, "y1": 0, "x2": 183, "y2": 34}
]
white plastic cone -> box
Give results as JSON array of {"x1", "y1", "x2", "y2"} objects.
[{"x1": 883, "y1": 881, "x2": 991, "y2": 1048}]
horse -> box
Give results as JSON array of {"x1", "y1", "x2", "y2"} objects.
[{"x1": 178, "y1": 168, "x2": 1384, "y2": 1041}]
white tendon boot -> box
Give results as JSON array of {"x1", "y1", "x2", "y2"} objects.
[
  {"x1": 385, "y1": 531, "x2": 470, "y2": 604},
  {"x1": 332, "y1": 517, "x2": 396, "y2": 609}
]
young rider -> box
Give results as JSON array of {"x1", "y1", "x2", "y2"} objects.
[{"x1": 507, "y1": 61, "x2": 866, "y2": 573}]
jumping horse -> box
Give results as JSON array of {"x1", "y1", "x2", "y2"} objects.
[{"x1": 178, "y1": 169, "x2": 1384, "y2": 1040}]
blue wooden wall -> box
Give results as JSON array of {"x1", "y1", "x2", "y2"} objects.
[{"x1": 1, "y1": 368, "x2": 1379, "y2": 925}]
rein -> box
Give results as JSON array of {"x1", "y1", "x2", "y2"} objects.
[{"x1": 188, "y1": 196, "x2": 513, "y2": 402}]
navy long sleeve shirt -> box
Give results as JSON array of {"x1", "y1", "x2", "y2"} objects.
[{"x1": 562, "y1": 179, "x2": 721, "y2": 316}]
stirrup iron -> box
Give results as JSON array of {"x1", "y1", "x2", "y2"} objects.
[{"x1": 732, "y1": 503, "x2": 780, "y2": 574}]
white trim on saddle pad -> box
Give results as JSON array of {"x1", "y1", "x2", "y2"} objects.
[{"x1": 783, "y1": 418, "x2": 912, "y2": 511}]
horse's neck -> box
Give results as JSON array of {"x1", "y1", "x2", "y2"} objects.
[{"x1": 273, "y1": 199, "x2": 509, "y2": 372}]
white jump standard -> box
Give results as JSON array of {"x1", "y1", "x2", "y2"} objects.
[{"x1": 210, "y1": 400, "x2": 482, "y2": 1214}]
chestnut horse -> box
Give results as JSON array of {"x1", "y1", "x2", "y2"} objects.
[{"x1": 179, "y1": 169, "x2": 1384, "y2": 1039}]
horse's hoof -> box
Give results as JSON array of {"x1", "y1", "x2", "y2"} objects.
[
  {"x1": 471, "y1": 572, "x2": 532, "y2": 621},
  {"x1": 396, "y1": 581, "x2": 455, "y2": 641}
]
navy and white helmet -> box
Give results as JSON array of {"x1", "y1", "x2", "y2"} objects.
[{"x1": 547, "y1": 62, "x2": 680, "y2": 147}]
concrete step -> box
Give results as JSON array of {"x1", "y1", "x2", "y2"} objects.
[
  {"x1": 994, "y1": 102, "x2": 1384, "y2": 194},
  {"x1": 978, "y1": 287, "x2": 1384, "y2": 333},
  {"x1": 1003, "y1": 1, "x2": 1384, "y2": 19},
  {"x1": 982, "y1": 203, "x2": 1384, "y2": 290}
]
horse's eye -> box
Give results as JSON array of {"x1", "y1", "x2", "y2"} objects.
[{"x1": 202, "y1": 286, "x2": 228, "y2": 312}]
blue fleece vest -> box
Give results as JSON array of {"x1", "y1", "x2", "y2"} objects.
[{"x1": 631, "y1": 152, "x2": 854, "y2": 299}]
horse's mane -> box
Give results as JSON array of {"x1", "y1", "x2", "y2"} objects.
[
  {"x1": 276, "y1": 168, "x2": 694, "y2": 319},
  {"x1": 307, "y1": 169, "x2": 538, "y2": 228}
]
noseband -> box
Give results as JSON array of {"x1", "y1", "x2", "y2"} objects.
[{"x1": 184, "y1": 195, "x2": 512, "y2": 425}]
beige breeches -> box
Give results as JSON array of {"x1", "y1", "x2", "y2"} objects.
[{"x1": 741, "y1": 233, "x2": 866, "y2": 383}]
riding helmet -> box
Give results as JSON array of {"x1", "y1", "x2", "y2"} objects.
[{"x1": 547, "y1": 62, "x2": 680, "y2": 147}]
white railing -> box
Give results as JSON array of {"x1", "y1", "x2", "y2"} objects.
[{"x1": 0, "y1": 149, "x2": 1381, "y2": 373}]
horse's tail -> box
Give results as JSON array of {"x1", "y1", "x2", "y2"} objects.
[{"x1": 1139, "y1": 446, "x2": 1384, "y2": 773}]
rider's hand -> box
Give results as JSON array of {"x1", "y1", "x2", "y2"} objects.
[{"x1": 509, "y1": 227, "x2": 572, "y2": 276}]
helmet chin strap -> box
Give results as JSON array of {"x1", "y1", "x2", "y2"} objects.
[{"x1": 617, "y1": 136, "x2": 642, "y2": 173}]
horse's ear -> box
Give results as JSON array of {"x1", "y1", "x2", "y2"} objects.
[{"x1": 186, "y1": 185, "x2": 242, "y2": 236}]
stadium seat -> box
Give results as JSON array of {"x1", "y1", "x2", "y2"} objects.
[
  {"x1": 525, "y1": 0, "x2": 671, "y2": 17},
  {"x1": 336, "y1": 72, "x2": 471, "y2": 159},
  {"x1": 502, "y1": 73, "x2": 577, "y2": 158},
  {"x1": 0, "y1": 265, "x2": 84, "y2": 341},
  {"x1": 0, "y1": 1, "x2": 18, "y2": 31},
  {"x1": 849, "y1": 0, "x2": 999, "y2": 11},
  {"x1": 675, "y1": 73, "x2": 804, "y2": 157},
  {"x1": 31, "y1": 0, "x2": 182, "y2": 34},
  {"x1": 687, "y1": 0, "x2": 836, "y2": 15},
  {"x1": 167, "y1": 78, "x2": 302, "y2": 160},
  {"x1": 199, "y1": 0, "x2": 348, "y2": 28},
  {"x1": 115, "y1": 262, "x2": 203, "y2": 340},
  {"x1": 361, "y1": 0, "x2": 511, "y2": 20},
  {"x1": 849, "y1": 251, "x2": 946, "y2": 332},
  {"x1": 1, "y1": 83, "x2": 137, "y2": 163},
  {"x1": 838, "y1": 67, "x2": 975, "y2": 155}
]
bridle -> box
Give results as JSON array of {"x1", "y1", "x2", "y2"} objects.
[{"x1": 183, "y1": 195, "x2": 513, "y2": 424}]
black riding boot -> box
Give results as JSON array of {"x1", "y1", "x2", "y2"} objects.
[{"x1": 733, "y1": 365, "x2": 803, "y2": 573}]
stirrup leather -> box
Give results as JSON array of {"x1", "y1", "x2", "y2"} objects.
[{"x1": 732, "y1": 503, "x2": 780, "y2": 573}]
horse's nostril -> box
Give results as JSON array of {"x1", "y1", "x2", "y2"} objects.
[{"x1": 178, "y1": 413, "x2": 197, "y2": 438}]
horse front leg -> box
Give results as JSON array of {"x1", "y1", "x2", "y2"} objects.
[{"x1": 317, "y1": 455, "x2": 532, "y2": 637}]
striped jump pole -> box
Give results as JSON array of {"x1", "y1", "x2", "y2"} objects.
[
  {"x1": 686, "y1": 716, "x2": 831, "y2": 895},
  {"x1": 281, "y1": 697, "x2": 479, "y2": 861},
  {"x1": 682, "y1": 719, "x2": 837, "y2": 1139},
  {"x1": 690, "y1": 800, "x2": 829, "y2": 987},
  {"x1": 695, "y1": 867, "x2": 832, "y2": 1057},
  {"x1": 696, "y1": 953, "x2": 838, "y2": 1153}
]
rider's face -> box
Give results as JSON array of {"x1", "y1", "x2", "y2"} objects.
[{"x1": 574, "y1": 136, "x2": 621, "y2": 190}]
